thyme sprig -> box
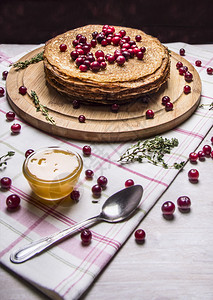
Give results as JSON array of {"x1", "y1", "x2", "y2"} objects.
[
  {"x1": 199, "y1": 102, "x2": 213, "y2": 110},
  {"x1": 11, "y1": 51, "x2": 44, "y2": 70},
  {"x1": 30, "y1": 90, "x2": 56, "y2": 125},
  {"x1": 118, "y1": 136, "x2": 185, "y2": 169},
  {"x1": 0, "y1": 151, "x2": 15, "y2": 167}
]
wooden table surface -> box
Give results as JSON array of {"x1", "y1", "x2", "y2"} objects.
[{"x1": 0, "y1": 44, "x2": 213, "y2": 300}]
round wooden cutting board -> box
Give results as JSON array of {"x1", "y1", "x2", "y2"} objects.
[{"x1": 6, "y1": 47, "x2": 201, "y2": 142}]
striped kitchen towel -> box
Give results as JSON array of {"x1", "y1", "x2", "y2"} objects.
[{"x1": 0, "y1": 42, "x2": 212, "y2": 299}]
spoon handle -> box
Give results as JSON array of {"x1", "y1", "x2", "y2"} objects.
[{"x1": 10, "y1": 215, "x2": 99, "y2": 264}]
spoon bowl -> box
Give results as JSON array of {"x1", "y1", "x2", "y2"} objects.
[{"x1": 10, "y1": 185, "x2": 143, "y2": 263}]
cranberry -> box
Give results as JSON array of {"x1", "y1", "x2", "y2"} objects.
[
  {"x1": 1, "y1": 177, "x2": 12, "y2": 189},
  {"x1": 207, "y1": 67, "x2": 213, "y2": 75},
  {"x1": 107, "y1": 55, "x2": 115, "y2": 63},
  {"x1": 59, "y1": 44, "x2": 67, "y2": 52},
  {"x1": 111, "y1": 103, "x2": 119, "y2": 112},
  {"x1": 165, "y1": 102, "x2": 173, "y2": 111},
  {"x1": 135, "y1": 35, "x2": 142, "y2": 42},
  {"x1": 92, "y1": 184, "x2": 102, "y2": 197},
  {"x1": 78, "y1": 36, "x2": 87, "y2": 44},
  {"x1": 202, "y1": 145, "x2": 212, "y2": 156},
  {"x1": 198, "y1": 151, "x2": 205, "y2": 160},
  {"x1": 211, "y1": 136, "x2": 213, "y2": 144},
  {"x1": 82, "y1": 45, "x2": 90, "y2": 54},
  {"x1": 83, "y1": 60, "x2": 91, "y2": 68},
  {"x1": 100, "y1": 61, "x2": 107, "y2": 69},
  {"x1": 129, "y1": 40, "x2": 136, "y2": 47},
  {"x1": 184, "y1": 85, "x2": 191, "y2": 94},
  {"x1": 195, "y1": 60, "x2": 202, "y2": 67},
  {"x1": 97, "y1": 57, "x2": 105, "y2": 63},
  {"x1": 82, "y1": 145, "x2": 91, "y2": 156},
  {"x1": 96, "y1": 33, "x2": 105, "y2": 43},
  {"x1": 189, "y1": 152, "x2": 198, "y2": 162},
  {"x1": 74, "y1": 57, "x2": 84, "y2": 66},
  {"x1": 119, "y1": 30, "x2": 126, "y2": 37},
  {"x1": 76, "y1": 49, "x2": 84, "y2": 56},
  {"x1": 133, "y1": 47, "x2": 140, "y2": 55},
  {"x1": 90, "y1": 61, "x2": 101, "y2": 72},
  {"x1": 0, "y1": 87, "x2": 5, "y2": 96},
  {"x1": 125, "y1": 179, "x2": 134, "y2": 187},
  {"x1": 85, "y1": 169, "x2": 94, "y2": 179},
  {"x1": 25, "y1": 149, "x2": 34, "y2": 157},
  {"x1": 70, "y1": 50, "x2": 79, "y2": 60},
  {"x1": 6, "y1": 194, "x2": 20, "y2": 209},
  {"x1": 76, "y1": 34, "x2": 82, "y2": 40},
  {"x1": 140, "y1": 46, "x2": 146, "y2": 53},
  {"x1": 106, "y1": 28, "x2": 114, "y2": 36},
  {"x1": 11, "y1": 123, "x2": 21, "y2": 133},
  {"x1": 2, "y1": 70, "x2": 8, "y2": 80},
  {"x1": 179, "y1": 48, "x2": 185, "y2": 56},
  {"x1": 177, "y1": 196, "x2": 191, "y2": 209},
  {"x1": 134, "y1": 229, "x2": 146, "y2": 241},
  {"x1": 179, "y1": 66, "x2": 187, "y2": 75},
  {"x1": 106, "y1": 36, "x2": 112, "y2": 44},
  {"x1": 114, "y1": 50, "x2": 122, "y2": 59},
  {"x1": 161, "y1": 201, "x2": 175, "y2": 215},
  {"x1": 101, "y1": 39, "x2": 108, "y2": 47},
  {"x1": 211, "y1": 151, "x2": 213, "y2": 158},
  {"x1": 78, "y1": 115, "x2": 86, "y2": 123},
  {"x1": 123, "y1": 36, "x2": 130, "y2": 42},
  {"x1": 81, "y1": 229, "x2": 92, "y2": 244},
  {"x1": 176, "y1": 61, "x2": 183, "y2": 69},
  {"x1": 19, "y1": 86, "x2": 27, "y2": 95},
  {"x1": 116, "y1": 55, "x2": 126, "y2": 65},
  {"x1": 79, "y1": 64, "x2": 88, "y2": 72},
  {"x1": 122, "y1": 51, "x2": 130, "y2": 60},
  {"x1": 162, "y1": 96, "x2": 170, "y2": 105},
  {"x1": 70, "y1": 189, "x2": 80, "y2": 202},
  {"x1": 136, "y1": 51, "x2": 144, "y2": 60},
  {"x1": 146, "y1": 109, "x2": 154, "y2": 119},
  {"x1": 188, "y1": 169, "x2": 199, "y2": 181},
  {"x1": 6, "y1": 111, "x2": 15, "y2": 121},
  {"x1": 72, "y1": 99, "x2": 80, "y2": 109},
  {"x1": 91, "y1": 39, "x2": 97, "y2": 47},
  {"x1": 112, "y1": 36, "x2": 121, "y2": 46},
  {"x1": 184, "y1": 71, "x2": 193, "y2": 82},
  {"x1": 127, "y1": 48, "x2": 134, "y2": 58},
  {"x1": 97, "y1": 176, "x2": 108, "y2": 188},
  {"x1": 122, "y1": 43, "x2": 130, "y2": 49},
  {"x1": 92, "y1": 31, "x2": 98, "y2": 39},
  {"x1": 72, "y1": 39, "x2": 78, "y2": 47}
]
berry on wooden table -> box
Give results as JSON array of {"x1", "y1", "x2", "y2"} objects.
[
  {"x1": 146, "y1": 109, "x2": 154, "y2": 119},
  {"x1": 78, "y1": 115, "x2": 86, "y2": 123},
  {"x1": 59, "y1": 44, "x2": 67, "y2": 52},
  {"x1": 165, "y1": 102, "x2": 173, "y2": 111},
  {"x1": 179, "y1": 48, "x2": 185, "y2": 56},
  {"x1": 161, "y1": 201, "x2": 175, "y2": 215},
  {"x1": 19, "y1": 86, "x2": 27, "y2": 95},
  {"x1": 2, "y1": 71, "x2": 8, "y2": 80}
]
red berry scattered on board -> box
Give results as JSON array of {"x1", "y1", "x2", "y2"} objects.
[
  {"x1": 162, "y1": 96, "x2": 170, "y2": 106},
  {"x1": 92, "y1": 184, "x2": 102, "y2": 197},
  {"x1": 81, "y1": 229, "x2": 92, "y2": 244},
  {"x1": 82, "y1": 145, "x2": 91, "y2": 156},
  {"x1": 125, "y1": 179, "x2": 134, "y2": 187},
  {"x1": 78, "y1": 115, "x2": 86, "y2": 123},
  {"x1": 19, "y1": 86, "x2": 27, "y2": 95},
  {"x1": 135, "y1": 229, "x2": 146, "y2": 241},
  {"x1": 207, "y1": 67, "x2": 213, "y2": 75},
  {"x1": 59, "y1": 44, "x2": 67, "y2": 52},
  {"x1": 135, "y1": 35, "x2": 142, "y2": 42},
  {"x1": 188, "y1": 169, "x2": 199, "y2": 182},
  {"x1": 11, "y1": 123, "x2": 21, "y2": 133},
  {"x1": 6, "y1": 194, "x2": 20, "y2": 209},
  {"x1": 176, "y1": 61, "x2": 183, "y2": 69},
  {"x1": 85, "y1": 169, "x2": 94, "y2": 179},
  {"x1": 146, "y1": 109, "x2": 154, "y2": 119},
  {"x1": 177, "y1": 196, "x2": 191, "y2": 210},
  {"x1": 189, "y1": 152, "x2": 198, "y2": 162},
  {"x1": 184, "y1": 71, "x2": 193, "y2": 82},
  {"x1": 2, "y1": 71, "x2": 8, "y2": 80},
  {"x1": 184, "y1": 85, "x2": 191, "y2": 94},
  {"x1": 195, "y1": 60, "x2": 202, "y2": 67},
  {"x1": 0, "y1": 87, "x2": 5, "y2": 96},
  {"x1": 179, "y1": 48, "x2": 185, "y2": 56},
  {"x1": 6, "y1": 111, "x2": 15, "y2": 121},
  {"x1": 1, "y1": 177, "x2": 12, "y2": 189},
  {"x1": 70, "y1": 189, "x2": 80, "y2": 202},
  {"x1": 165, "y1": 102, "x2": 173, "y2": 111},
  {"x1": 161, "y1": 201, "x2": 175, "y2": 215},
  {"x1": 25, "y1": 149, "x2": 34, "y2": 158},
  {"x1": 203, "y1": 145, "x2": 212, "y2": 156},
  {"x1": 97, "y1": 176, "x2": 108, "y2": 189},
  {"x1": 111, "y1": 103, "x2": 120, "y2": 112}
]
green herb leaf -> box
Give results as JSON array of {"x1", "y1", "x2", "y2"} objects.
[
  {"x1": 0, "y1": 151, "x2": 15, "y2": 167},
  {"x1": 118, "y1": 136, "x2": 185, "y2": 169},
  {"x1": 11, "y1": 51, "x2": 44, "y2": 70}
]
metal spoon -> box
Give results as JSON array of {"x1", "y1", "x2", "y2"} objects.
[{"x1": 10, "y1": 185, "x2": 143, "y2": 264}]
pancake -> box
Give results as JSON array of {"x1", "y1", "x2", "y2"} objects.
[{"x1": 43, "y1": 25, "x2": 170, "y2": 104}]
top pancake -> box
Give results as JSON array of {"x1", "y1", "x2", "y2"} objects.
[{"x1": 44, "y1": 25, "x2": 169, "y2": 84}]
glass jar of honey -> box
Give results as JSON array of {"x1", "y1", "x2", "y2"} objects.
[{"x1": 23, "y1": 147, "x2": 83, "y2": 201}]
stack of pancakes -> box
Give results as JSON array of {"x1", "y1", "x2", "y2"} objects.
[{"x1": 43, "y1": 25, "x2": 170, "y2": 105}]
